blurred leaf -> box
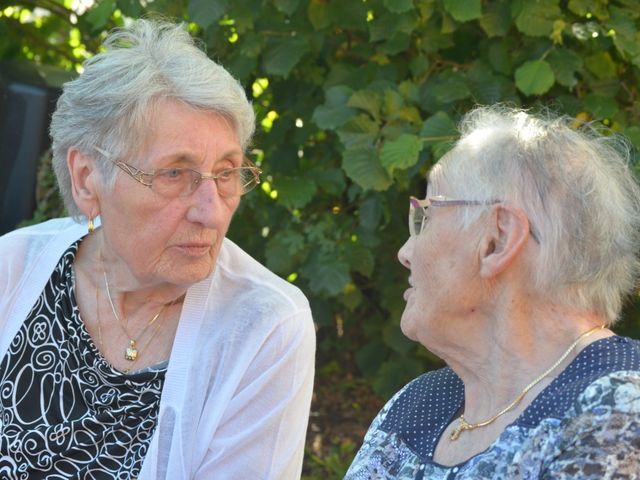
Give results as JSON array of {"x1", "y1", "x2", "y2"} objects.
[
  {"x1": 302, "y1": 252, "x2": 351, "y2": 296},
  {"x1": 275, "y1": 177, "x2": 317, "y2": 208},
  {"x1": 384, "y1": 0, "x2": 414, "y2": 14},
  {"x1": 584, "y1": 52, "x2": 618, "y2": 80},
  {"x1": 480, "y1": 0, "x2": 511, "y2": 37},
  {"x1": 274, "y1": 0, "x2": 301, "y2": 16},
  {"x1": 383, "y1": 323, "x2": 414, "y2": 354},
  {"x1": 345, "y1": 243, "x2": 375, "y2": 277},
  {"x1": 348, "y1": 90, "x2": 382, "y2": 121},
  {"x1": 337, "y1": 114, "x2": 379, "y2": 149},
  {"x1": 263, "y1": 36, "x2": 310, "y2": 77},
  {"x1": 308, "y1": 0, "x2": 332, "y2": 29},
  {"x1": 443, "y1": 0, "x2": 481, "y2": 22},
  {"x1": 380, "y1": 134, "x2": 424, "y2": 175},
  {"x1": 116, "y1": 0, "x2": 143, "y2": 17},
  {"x1": 420, "y1": 112, "x2": 457, "y2": 158},
  {"x1": 188, "y1": 0, "x2": 229, "y2": 29},
  {"x1": 584, "y1": 94, "x2": 619, "y2": 119},
  {"x1": 512, "y1": 0, "x2": 561, "y2": 37},
  {"x1": 515, "y1": 60, "x2": 555, "y2": 95},
  {"x1": 85, "y1": 0, "x2": 116, "y2": 31},
  {"x1": 312, "y1": 85, "x2": 357, "y2": 129},
  {"x1": 548, "y1": 48, "x2": 582, "y2": 89},
  {"x1": 625, "y1": 126, "x2": 640, "y2": 149}
]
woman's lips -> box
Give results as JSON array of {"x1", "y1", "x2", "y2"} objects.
[
  {"x1": 403, "y1": 286, "x2": 414, "y2": 301},
  {"x1": 174, "y1": 243, "x2": 212, "y2": 256}
]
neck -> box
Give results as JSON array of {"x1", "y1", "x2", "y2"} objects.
[
  {"x1": 439, "y1": 299, "x2": 611, "y2": 422},
  {"x1": 79, "y1": 229, "x2": 187, "y2": 314}
]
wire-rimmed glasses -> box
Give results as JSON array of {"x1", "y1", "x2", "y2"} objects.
[
  {"x1": 94, "y1": 147, "x2": 261, "y2": 199},
  {"x1": 409, "y1": 195, "x2": 540, "y2": 243}
]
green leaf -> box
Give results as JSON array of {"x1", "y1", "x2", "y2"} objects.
[
  {"x1": 116, "y1": 0, "x2": 142, "y2": 17},
  {"x1": 420, "y1": 112, "x2": 457, "y2": 158},
  {"x1": 85, "y1": 0, "x2": 116, "y2": 31},
  {"x1": 515, "y1": 60, "x2": 555, "y2": 95},
  {"x1": 384, "y1": 0, "x2": 414, "y2": 14},
  {"x1": 624, "y1": 126, "x2": 640, "y2": 149},
  {"x1": 312, "y1": 86, "x2": 357, "y2": 130},
  {"x1": 359, "y1": 195, "x2": 384, "y2": 230},
  {"x1": 512, "y1": 0, "x2": 561, "y2": 37},
  {"x1": 443, "y1": 0, "x2": 482, "y2": 22},
  {"x1": 313, "y1": 168, "x2": 347, "y2": 196},
  {"x1": 369, "y1": 12, "x2": 417, "y2": 42},
  {"x1": 274, "y1": 0, "x2": 301, "y2": 16},
  {"x1": 307, "y1": 0, "x2": 332, "y2": 29},
  {"x1": 383, "y1": 323, "x2": 414, "y2": 354},
  {"x1": 584, "y1": 52, "x2": 617, "y2": 80},
  {"x1": 547, "y1": 48, "x2": 582, "y2": 89},
  {"x1": 265, "y1": 231, "x2": 306, "y2": 273},
  {"x1": 479, "y1": 0, "x2": 511, "y2": 37},
  {"x1": 342, "y1": 147, "x2": 393, "y2": 191},
  {"x1": 584, "y1": 94, "x2": 619, "y2": 119},
  {"x1": 568, "y1": 0, "x2": 609, "y2": 20},
  {"x1": 488, "y1": 42, "x2": 513, "y2": 75},
  {"x1": 347, "y1": 90, "x2": 382, "y2": 121},
  {"x1": 262, "y1": 36, "x2": 310, "y2": 77},
  {"x1": 431, "y1": 70, "x2": 471, "y2": 103},
  {"x1": 275, "y1": 177, "x2": 317, "y2": 208},
  {"x1": 188, "y1": 0, "x2": 229, "y2": 29},
  {"x1": 345, "y1": 243, "x2": 375, "y2": 277},
  {"x1": 467, "y1": 61, "x2": 516, "y2": 104},
  {"x1": 337, "y1": 114, "x2": 379, "y2": 149},
  {"x1": 380, "y1": 134, "x2": 424, "y2": 175},
  {"x1": 302, "y1": 253, "x2": 351, "y2": 297}
]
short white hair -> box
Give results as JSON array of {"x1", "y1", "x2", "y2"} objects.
[
  {"x1": 430, "y1": 105, "x2": 640, "y2": 323},
  {"x1": 50, "y1": 18, "x2": 255, "y2": 219}
]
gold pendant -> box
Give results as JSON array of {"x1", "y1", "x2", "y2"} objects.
[{"x1": 125, "y1": 340, "x2": 138, "y2": 361}]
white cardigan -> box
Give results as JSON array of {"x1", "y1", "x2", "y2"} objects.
[{"x1": 0, "y1": 218, "x2": 316, "y2": 479}]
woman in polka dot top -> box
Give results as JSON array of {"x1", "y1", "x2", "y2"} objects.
[{"x1": 346, "y1": 105, "x2": 640, "y2": 480}]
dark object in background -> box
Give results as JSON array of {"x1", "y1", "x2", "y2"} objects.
[{"x1": 0, "y1": 61, "x2": 74, "y2": 236}]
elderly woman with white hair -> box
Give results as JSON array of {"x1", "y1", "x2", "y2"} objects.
[
  {"x1": 346, "y1": 105, "x2": 640, "y2": 479},
  {"x1": 0, "y1": 19, "x2": 315, "y2": 479}
]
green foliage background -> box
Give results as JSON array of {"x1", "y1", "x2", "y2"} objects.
[{"x1": 3, "y1": 0, "x2": 640, "y2": 475}]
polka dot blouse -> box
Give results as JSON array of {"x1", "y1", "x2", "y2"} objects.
[{"x1": 345, "y1": 336, "x2": 640, "y2": 479}]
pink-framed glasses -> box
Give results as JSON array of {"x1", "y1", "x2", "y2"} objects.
[{"x1": 409, "y1": 196, "x2": 540, "y2": 243}]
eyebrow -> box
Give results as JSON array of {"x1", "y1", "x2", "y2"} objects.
[{"x1": 155, "y1": 148, "x2": 245, "y2": 169}]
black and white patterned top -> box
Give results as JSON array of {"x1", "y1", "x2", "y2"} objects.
[
  {"x1": 0, "y1": 241, "x2": 165, "y2": 480},
  {"x1": 345, "y1": 336, "x2": 640, "y2": 479}
]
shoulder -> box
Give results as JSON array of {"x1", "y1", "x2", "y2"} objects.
[
  {"x1": 0, "y1": 218, "x2": 84, "y2": 290},
  {"x1": 216, "y1": 238, "x2": 311, "y2": 314}
]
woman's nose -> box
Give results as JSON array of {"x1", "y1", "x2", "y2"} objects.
[{"x1": 397, "y1": 236, "x2": 413, "y2": 269}]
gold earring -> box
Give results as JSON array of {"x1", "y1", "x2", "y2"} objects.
[{"x1": 88, "y1": 216, "x2": 95, "y2": 233}]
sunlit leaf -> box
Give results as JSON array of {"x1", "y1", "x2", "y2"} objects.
[
  {"x1": 479, "y1": 0, "x2": 511, "y2": 37},
  {"x1": 384, "y1": 0, "x2": 414, "y2": 14}
]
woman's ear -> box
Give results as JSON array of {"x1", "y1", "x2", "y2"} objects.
[
  {"x1": 68, "y1": 148, "x2": 101, "y2": 218},
  {"x1": 479, "y1": 205, "x2": 531, "y2": 279}
]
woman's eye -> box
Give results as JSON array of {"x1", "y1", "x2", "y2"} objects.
[
  {"x1": 217, "y1": 169, "x2": 236, "y2": 181},
  {"x1": 157, "y1": 168, "x2": 185, "y2": 181}
]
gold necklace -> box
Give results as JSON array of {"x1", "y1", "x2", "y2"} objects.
[
  {"x1": 449, "y1": 324, "x2": 606, "y2": 441},
  {"x1": 103, "y1": 270, "x2": 166, "y2": 362}
]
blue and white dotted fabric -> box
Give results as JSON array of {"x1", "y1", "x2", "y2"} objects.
[{"x1": 345, "y1": 337, "x2": 640, "y2": 479}]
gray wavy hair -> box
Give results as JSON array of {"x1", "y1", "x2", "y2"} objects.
[
  {"x1": 430, "y1": 105, "x2": 640, "y2": 323},
  {"x1": 50, "y1": 18, "x2": 255, "y2": 219}
]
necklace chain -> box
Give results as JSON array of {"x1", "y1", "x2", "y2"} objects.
[
  {"x1": 103, "y1": 270, "x2": 167, "y2": 362},
  {"x1": 449, "y1": 324, "x2": 606, "y2": 441}
]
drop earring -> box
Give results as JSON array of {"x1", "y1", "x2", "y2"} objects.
[{"x1": 88, "y1": 216, "x2": 95, "y2": 233}]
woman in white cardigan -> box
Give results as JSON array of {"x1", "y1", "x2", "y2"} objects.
[{"x1": 0, "y1": 19, "x2": 315, "y2": 479}]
